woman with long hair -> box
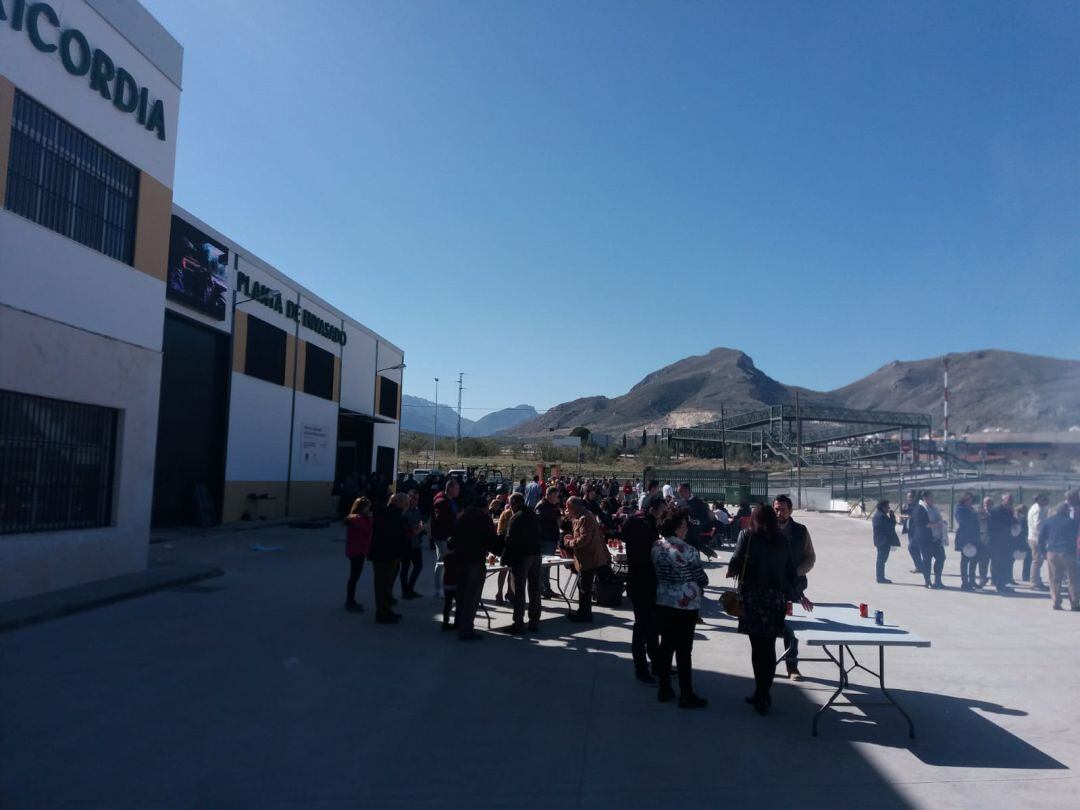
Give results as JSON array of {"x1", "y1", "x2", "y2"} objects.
[
  {"x1": 727, "y1": 503, "x2": 810, "y2": 715},
  {"x1": 343, "y1": 497, "x2": 373, "y2": 612}
]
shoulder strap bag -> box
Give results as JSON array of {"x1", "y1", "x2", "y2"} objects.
[{"x1": 721, "y1": 534, "x2": 751, "y2": 617}]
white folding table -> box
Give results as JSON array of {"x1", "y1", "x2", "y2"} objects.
[{"x1": 784, "y1": 604, "x2": 930, "y2": 738}]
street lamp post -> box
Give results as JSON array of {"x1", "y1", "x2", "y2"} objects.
[{"x1": 432, "y1": 377, "x2": 439, "y2": 470}]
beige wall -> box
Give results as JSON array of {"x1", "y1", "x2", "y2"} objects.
[
  {"x1": 284, "y1": 333, "x2": 297, "y2": 388},
  {"x1": 294, "y1": 337, "x2": 306, "y2": 391},
  {"x1": 132, "y1": 171, "x2": 172, "y2": 281},
  {"x1": 232, "y1": 310, "x2": 248, "y2": 373},
  {"x1": 0, "y1": 75, "x2": 13, "y2": 210},
  {"x1": 222, "y1": 480, "x2": 335, "y2": 523}
]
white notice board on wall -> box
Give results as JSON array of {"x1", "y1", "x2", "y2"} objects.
[{"x1": 300, "y1": 423, "x2": 330, "y2": 468}]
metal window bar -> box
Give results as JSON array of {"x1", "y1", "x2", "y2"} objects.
[
  {"x1": 4, "y1": 91, "x2": 138, "y2": 265},
  {"x1": 0, "y1": 390, "x2": 117, "y2": 535}
]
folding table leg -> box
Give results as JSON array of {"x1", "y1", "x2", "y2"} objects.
[
  {"x1": 877, "y1": 645, "x2": 916, "y2": 739},
  {"x1": 813, "y1": 644, "x2": 847, "y2": 737}
]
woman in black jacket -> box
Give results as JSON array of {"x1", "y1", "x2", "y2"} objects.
[
  {"x1": 369, "y1": 493, "x2": 410, "y2": 624},
  {"x1": 953, "y1": 492, "x2": 981, "y2": 590},
  {"x1": 727, "y1": 504, "x2": 811, "y2": 715},
  {"x1": 871, "y1": 500, "x2": 900, "y2": 584}
]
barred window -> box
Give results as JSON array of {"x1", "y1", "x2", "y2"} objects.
[
  {"x1": 0, "y1": 390, "x2": 118, "y2": 535},
  {"x1": 4, "y1": 91, "x2": 139, "y2": 264}
]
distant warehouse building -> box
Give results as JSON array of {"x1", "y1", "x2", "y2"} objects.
[{"x1": 0, "y1": 0, "x2": 402, "y2": 602}]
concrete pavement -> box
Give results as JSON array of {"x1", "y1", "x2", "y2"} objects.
[{"x1": 1, "y1": 512, "x2": 1077, "y2": 808}]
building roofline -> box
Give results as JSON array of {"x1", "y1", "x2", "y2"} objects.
[
  {"x1": 171, "y1": 203, "x2": 404, "y2": 356},
  {"x1": 85, "y1": 0, "x2": 184, "y2": 90}
]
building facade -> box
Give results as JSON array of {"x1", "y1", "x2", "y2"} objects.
[
  {"x1": 0, "y1": 0, "x2": 182, "y2": 601},
  {"x1": 0, "y1": 0, "x2": 402, "y2": 601},
  {"x1": 155, "y1": 206, "x2": 403, "y2": 528}
]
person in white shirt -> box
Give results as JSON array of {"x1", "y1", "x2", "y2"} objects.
[
  {"x1": 662, "y1": 481, "x2": 675, "y2": 500},
  {"x1": 1027, "y1": 494, "x2": 1050, "y2": 589}
]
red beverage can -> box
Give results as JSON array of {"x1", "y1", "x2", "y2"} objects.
[
  {"x1": 859, "y1": 603, "x2": 869, "y2": 618},
  {"x1": 786, "y1": 601, "x2": 793, "y2": 616}
]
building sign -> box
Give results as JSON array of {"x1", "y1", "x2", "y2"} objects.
[
  {"x1": 300, "y1": 423, "x2": 330, "y2": 468},
  {"x1": 166, "y1": 216, "x2": 228, "y2": 320},
  {"x1": 235, "y1": 270, "x2": 347, "y2": 346},
  {"x1": 1, "y1": 0, "x2": 170, "y2": 140}
]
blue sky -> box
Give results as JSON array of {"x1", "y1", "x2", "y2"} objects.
[{"x1": 143, "y1": 0, "x2": 1080, "y2": 417}]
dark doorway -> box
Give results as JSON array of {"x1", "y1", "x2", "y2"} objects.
[
  {"x1": 335, "y1": 415, "x2": 374, "y2": 482},
  {"x1": 375, "y1": 445, "x2": 396, "y2": 481},
  {"x1": 151, "y1": 312, "x2": 230, "y2": 526}
]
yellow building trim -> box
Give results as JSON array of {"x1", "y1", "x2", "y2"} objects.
[
  {"x1": 284, "y1": 333, "x2": 296, "y2": 387},
  {"x1": 232, "y1": 310, "x2": 248, "y2": 373},
  {"x1": 222, "y1": 480, "x2": 335, "y2": 522},
  {"x1": 132, "y1": 171, "x2": 171, "y2": 281},
  {"x1": 294, "y1": 338, "x2": 307, "y2": 391},
  {"x1": 0, "y1": 75, "x2": 14, "y2": 210}
]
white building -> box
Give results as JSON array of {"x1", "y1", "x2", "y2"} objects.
[
  {"x1": 156, "y1": 206, "x2": 403, "y2": 527},
  {"x1": 0, "y1": 0, "x2": 402, "y2": 601}
]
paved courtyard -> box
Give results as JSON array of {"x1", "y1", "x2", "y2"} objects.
[{"x1": 2, "y1": 511, "x2": 1077, "y2": 809}]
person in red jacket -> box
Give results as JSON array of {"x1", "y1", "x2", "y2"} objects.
[
  {"x1": 343, "y1": 497, "x2": 373, "y2": 612},
  {"x1": 430, "y1": 479, "x2": 460, "y2": 599}
]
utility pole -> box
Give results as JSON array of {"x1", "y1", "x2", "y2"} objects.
[
  {"x1": 455, "y1": 372, "x2": 464, "y2": 457},
  {"x1": 720, "y1": 403, "x2": 728, "y2": 472},
  {"x1": 795, "y1": 392, "x2": 803, "y2": 510},
  {"x1": 943, "y1": 355, "x2": 950, "y2": 476},
  {"x1": 432, "y1": 377, "x2": 439, "y2": 470}
]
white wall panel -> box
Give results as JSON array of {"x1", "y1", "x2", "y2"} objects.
[
  {"x1": 289, "y1": 393, "x2": 339, "y2": 483},
  {"x1": 0, "y1": 304, "x2": 160, "y2": 600},
  {"x1": 0, "y1": 210, "x2": 165, "y2": 351},
  {"x1": 224, "y1": 372, "x2": 293, "y2": 481},
  {"x1": 0, "y1": 0, "x2": 181, "y2": 187},
  {"x1": 340, "y1": 331, "x2": 377, "y2": 415}
]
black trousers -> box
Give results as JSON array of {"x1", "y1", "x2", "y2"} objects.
[
  {"x1": 782, "y1": 623, "x2": 798, "y2": 670},
  {"x1": 960, "y1": 553, "x2": 979, "y2": 588},
  {"x1": 577, "y1": 568, "x2": 596, "y2": 616},
  {"x1": 399, "y1": 548, "x2": 423, "y2": 594},
  {"x1": 455, "y1": 562, "x2": 486, "y2": 637},
  {"x1": 990, "y1": 545, "x2": 1014, "y2": 588},
  {"x1": 656, "y1": 605, "x2": 697, "y2": 695},
  {"x1": 749, "y1": 634, "x2": 778, "y2": 700},
  {"x1": 977, "y1": 546, "x2": 990, "y2": 584},
  {"x1": 918, "y1": 539, "x2": 945, "y2": 585},
  {"x1": 511, "y1": 555, "x2": 542, "y2": 626},
  {"x1": 372, "y1": 560, "x2": 398, "y2": 617},
  {"x1": 628, "y1": 588, "x2": 660, "y2": 673},
  {"x1": 346, "y1": 555, "x2": 365, "y2": 605},
  {"x1": 875, "y1": 545, "x2": 892, "y2": 581},
  {"x1": 907, "y1": 539, "x2": 923, "y2": 572}
]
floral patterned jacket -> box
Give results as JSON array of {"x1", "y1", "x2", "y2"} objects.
[{"x1": 651, "y1": 535, "x2": 709, "y2": 610}]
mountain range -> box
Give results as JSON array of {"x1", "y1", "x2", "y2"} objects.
[
  {"x1": 401, "y1": 395, "x2": 538, "y2": 438},
  {"x1": 505, "y1": 348, "x2": 1080, "y2": 437}
]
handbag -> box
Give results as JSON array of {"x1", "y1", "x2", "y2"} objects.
[{"x1": 721, "y1": 535, "x2": 751, "y2": 617}]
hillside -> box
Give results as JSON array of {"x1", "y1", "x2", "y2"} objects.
[
  {"x1": 828, "y1": 350, "x2": 1080, "y2": 434},
  {"x1": 507, "y1": 348, "x2": 1080, "y2": 437},
  {"x1": 469, "y1": 405, "x2": 538, "y2": 437},
  {"x1": 401, "y1": 395, "x2": 476, "y2": 438}
]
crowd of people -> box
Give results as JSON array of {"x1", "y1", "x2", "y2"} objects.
[
  {"x1": 870, "y1": 489, "x2": 1080, "y2": 610},
  {"x1": 340, "y1": 469, "x2": 820, "y2": 715}
]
